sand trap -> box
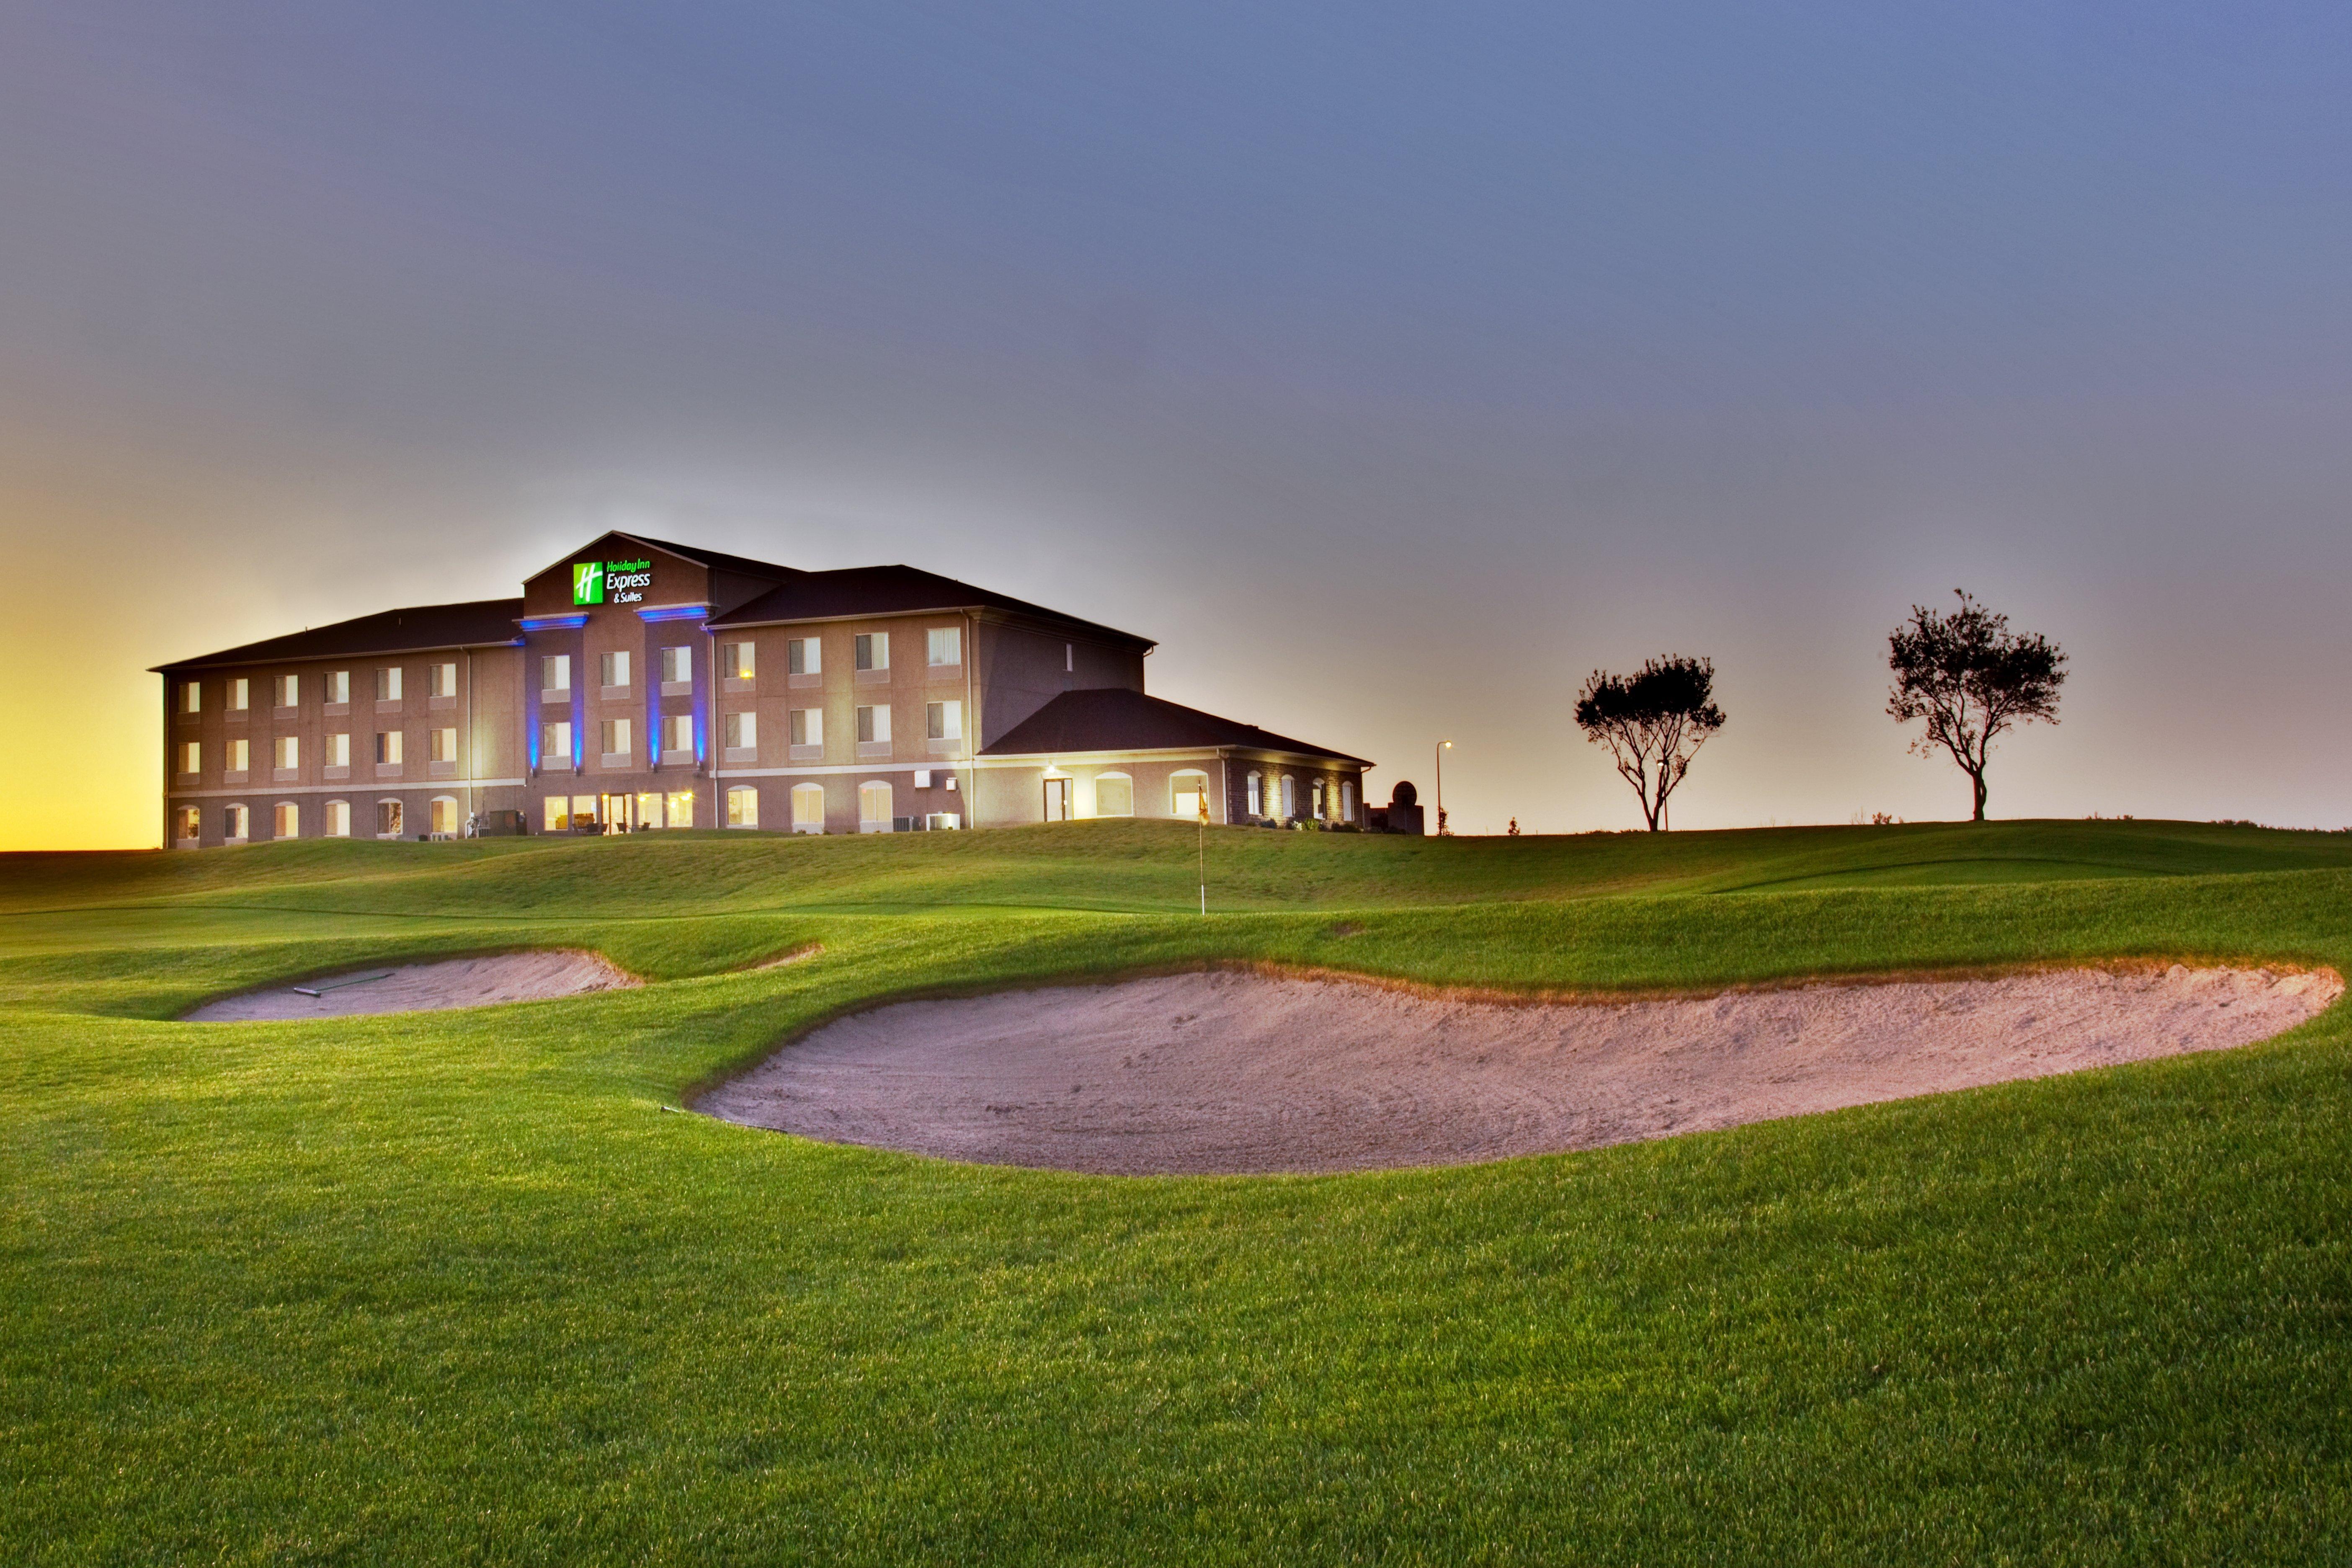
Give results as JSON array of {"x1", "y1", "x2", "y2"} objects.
[
  {"x1": 699, "y1": 965, "x2": 2342, "y2": 1174},
  {"x1": 184, "y1": 950, "x2": 636, "y2": 1021}
]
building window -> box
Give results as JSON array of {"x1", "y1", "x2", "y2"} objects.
[
  {"x1": 599, "y1": 651, "x2": 630, "y2": 689},
  {"x1": 273, "y1": 802, "x2": 299, "y2": 839},
  {"x1": 180, "y1": 681, "x2": 202, "y2": 715},
  {"x1": 430, "y1": 663, "x2": 457, "y2": 698},
  {"x1": 726, "y1": 785, "x2": 760, "y2": 828},
  {"x1": 1312, "y1": 780, "x2": 1327, "y2": 820},
  {"x1": 661, "y1": 646, "x2": 691, "y2": 684},
  {"x1": 718, "y1": 642, "x2": 752, "y2": 680},
  {"x1": 1279, "y1": 776, "x2": 1295, "y2": 818},
  {"x1": 540, "y1": 655, "x2": 570, "y2": 693},
  {"x1": 665, "y1": 790, "x2": 695, "y2": 828},
  {"x1": 662, "y1": 714, "x2": 693, "y2": 755},
  {"x1": 858, "y1": 780, "x2": 893, "y2": 832},
  {"x1": 600, "y1": 718, "x2": 631, "y2": 758},
  {"x1": 377, "y1": 800, "x2": 404, "y2": 838},
  {"x1": 1246, "y1": 772, "x2": 1262, "y2": 817},
  {"x1": 180, "y1": 741, "x2": 201, "y2": 776},
  {"x1": 789, "y1": 708, "x2": 823, "y2": 747},
  {"x1": 544, "y1": 721, "x2": 572, "y2": 764},
  {"x1": 724, "y1": 712, "x2": 756, "y2": 749},
  {"x1": 326, "y1": 670, "x2": 350, "y2": 704},
  {"x1": 273, "y1": 736, "x2": 299, "y2": 770},
  {"x1": 375, "y1": 731, "x2": 403, "y2": 765},
  {"x1": 1093, "y1": 773, "x2": 1134, "y2": 818},
  {"x1": 544, "y1": 796, "x2": 570, "y2": 831},
  {"x1": 927, "y1": 626, "x2": 962, "y2": 667},
  {"x1": 375, "y1": 667, "x2": 402, "y2": 701},
  {"x1": 791, "y1": 782, "x2": 825, "y2": 833},
  {"x1": 431, "y1": 727, "x2": 458, "y2": 763},
  {"x1": 327, "y1": 732, "x2": 350, "y2": 767},
  {"x1": 224, "y1": 805, "x2": 248, "y2": 841},
  {"x1": 324, "y1": 800, "x2": 350, "y2": 837},
  {"x1": 787, "y1": 637, "x2": 819, "y2": 675},
  {"x1": 1341, "y1": 781, "x2": 1356, "y2": 822},
  {"x1": 1171, "y1": 771, "x2": 1210, "y2": 819},
  {"x1": 1065, "y1": 643, "x2": 1073, "y2": 672},
  {"x1": 273, "y1": 674, "x2": 299, "y2": 708},
  {"x1": 926, "y1": 700, "x2": 962, "y2": 741},
  {"x1": 430, "y1": 797, "x2": 458, "y2": 836},
  {"x1": 572, "y1": 794, "x2": 598, "y2": 829},
  {"x1": 228, "y1": 678, "x2": 249, "y2": 711},
  {"x1": 854, "y1": 632, "x2": 888, "y2": 671},
  {"x1": 225, "y1": 738, "x2": 250, "y2": 773},
  {"x1": 173, "y1": 805, "x2": 200, "y2": 843},
  {"x1": 856, "y1": 704, "x2": 890, "y2": 743}
]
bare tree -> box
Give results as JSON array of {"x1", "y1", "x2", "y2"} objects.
[
  {"x1": 1573, "y1": 656, "x2": 1725, "y2": 831},
  {"x1": 1887, "y1": 591, "x2": 2066, "y2": 822}
]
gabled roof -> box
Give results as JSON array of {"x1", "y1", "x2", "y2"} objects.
[
  {"x1": 152, "y1": 599, "x2": 525, "y2": 672},
  {"x1": 984, "y1": 688, "x2": 1368, "y2": 765},
  {"x1": 710, "y1": 564, "x2": 1154, "y2": 649},
  {"x1": 607, "y1": 532, "x2": 802, "y2": 584}
]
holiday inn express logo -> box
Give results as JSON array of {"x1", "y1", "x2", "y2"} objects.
[{"x1": 573, "y1": 558, "x2": 654, "y2": 607}]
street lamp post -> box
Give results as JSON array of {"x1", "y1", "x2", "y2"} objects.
[{"x1": 1435, "y1": 739, "x2": 1452, "y2": 836}]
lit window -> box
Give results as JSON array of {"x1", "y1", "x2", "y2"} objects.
[
  {"x1": 180, "y1": 681, "x2": 202, "y2": 715},
  {"x1": 1313, "y1": 779, "x2": 1326, "y2": 820},
  {"x1": 430, "y1": 663, "x2": 457, "y2": 698},
  {"x1": 791, "y1": 782, "x2": 825, "y2": 832},
  {"x1": 180, "y1": 741, "x2": 201, "y2": 776},
  {"x1": 854, "y1": 632, "x2": 888, "y2": 671},
  {"x1": 572, "y1": 794, "x2": 597, "y2": 829},
  {"x1": 720, "y1": 642, "x2": 754, "y2": 679},
  {"x1": 375, "y1": 667, "x2": 402, "y2": 701},
  {"x1": 375, "y1": 731, "x2": 402, "y2": 765},
  {"x1": 856, "y1": 704, "x2": 890, "y2": 743},
  {"x1": 327, "y1": 732, "x2": 350, "y2": 766},
  {"x1": 927, "y1": 626, "x2": 962, "y2": 666},
  {"x1": 273, "y1": 736, "x2": 299, "y2": 769},
  {"x1": 664, "y1": 790, "x2": 695, "y2": 828},
  {"x1": 274, "y1": 802, "x2": 299, "y2": 839},
  {"x1": 273, "y1": 674, "x2": 299, "y2": 708},
  {"x1": 1279, "y1": 776, "x2": 1295, "y2": 818},
  {"x1": 173, "y1": 805, "x2": 200, "y2": 842},
  {"x1": 661, "y1": 646, "x2": 691, "y2": 684},
  {"x1": 600, "y1": 651, "x2": 630, "y2": 689},
  {"x1": 926, "y1": 700, "x2": 962, "y2": 740},
  {"x1": 663, "y1": 714, "x2": 693, "y2": 754},
  {"x1": 1246, "y1": 772, "x2": 1262, "y2": 817},
  {"x1": 544, "y1": 796, "x2": 570, "y2": 832},
  {"x1": 1172, "y1": 772, "x2": 1210, "y2": 819},
  {"x1": 228, "y1": 678, "x2": 249, "y2": 711},
  {"x1": 377, "y1": 800, "x2": 404, "y2": 837},
  {"x1": 430, "y1": 797, "x2": 457, "y2": 836},
  {"x1": 724, "y1": 712, "x2": 756, "y2": 749},
  {"x1": 790, "y1": 708, "x2": 823, "y2": 747},
  {"x1": 544, "y1": 721, "x2": 572, "y2": 762},
  {"x1": 726, "y1": 785, "x2": 760, "y2": 828},
  {"x1": 600, "y1": 718, "x2": 631, "y2": 757},
  {"x1": 858, "y1": 779, "x2": 894, "y2": 831},
  {"x1": 1094, "y1": 774, "x2": 1134, "y2": 817},
  {"x1": 540, "y1": 655, "x2": 570, "y2": 692},
  {"x1": 324, "y1": 800, "x2": 350, "y2": 837},
  {"x1": 431, "y1": 727, "x2": 459, "y2": 762},
  {"x1": 224, "y1": 805, "x2": 248, "y2": 840},
  {"x1": 787, "y1": 637, "x2": 820, "y2": 675},
  {"x1": 1341, "y1": 781, "x2": 1356, "y2": 821},
  {"x1": 225, "y1": 738, "x2": 250, "y2": 772},
  {"x1": 326, "y1": 670, "x2": 349, "y2": 704}
]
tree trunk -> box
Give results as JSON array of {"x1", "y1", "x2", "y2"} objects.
[{"x1": 1971, "y1": 770, "x2": 1988, "y2": 822}]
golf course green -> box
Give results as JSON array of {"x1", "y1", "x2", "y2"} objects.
[{"x1": 5, "y1": 818, "x2": 2350, "y2": 1563}]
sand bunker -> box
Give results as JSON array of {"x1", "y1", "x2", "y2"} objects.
[
  {"x1": 184, "y1": 950, "x2": 636, "y2": 1021},
  {"x1": 700, "y1": 965, "x2": 2341, "y2": 1174}
]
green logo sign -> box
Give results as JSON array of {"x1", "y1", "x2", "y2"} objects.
[{"x1": 572, "y1": 562, "x2": 604, "y2": 606}]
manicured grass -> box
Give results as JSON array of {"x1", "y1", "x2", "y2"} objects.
[{"x1": 4, "y1": 822, "x2": 2351, "y2": 1563}]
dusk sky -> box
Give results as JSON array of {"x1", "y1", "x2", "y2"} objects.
[{"x1": 6, "y1": 3, "x2": 2350, "y2": 848}]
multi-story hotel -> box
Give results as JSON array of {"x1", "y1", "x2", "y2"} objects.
[{"x1": 155, "y1": 533, "x2": 1370, "y2": 847}]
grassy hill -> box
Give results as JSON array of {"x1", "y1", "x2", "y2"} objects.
[{"x1": 5, "y1": 821, "x2": 2350, "y2": 1563}]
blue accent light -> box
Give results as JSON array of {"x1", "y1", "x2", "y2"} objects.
[
  {"x1": 521, "y1": 613, "x2": 590, "y2": 631},
  {"x1": 636, "y1": 603, "x2": 711, "y2": 624}
]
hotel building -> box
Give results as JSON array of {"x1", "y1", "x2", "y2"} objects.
[{"x1": 155, "y1": 533, "x2": 1369, "y2": 846}]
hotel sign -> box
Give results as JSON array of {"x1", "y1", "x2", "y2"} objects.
[{"x1": 573, "y1": 558, "x2": 655, "y2": 606}]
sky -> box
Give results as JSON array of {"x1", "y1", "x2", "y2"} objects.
[{"x1": 4, "y1": 1, "x2": 2349, "y2": 848}]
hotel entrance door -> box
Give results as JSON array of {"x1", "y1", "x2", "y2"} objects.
[{"x1": 1042, "y1": 778, "x2": 1069, "y2": 821}]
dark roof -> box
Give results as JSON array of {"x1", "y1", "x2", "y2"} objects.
[
  {"x1": 710, "y1": 563, "x2": 1153, "y2": 649},
  {"x1": 984, "y1": 688, "x2": 1369, "y2": 765},
  {"x1": 609, "y1": 532, "x2": 801, "y2": 584},
  {"x1": 152, "y1": 599, "x2": 524, "y2": 672}
]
